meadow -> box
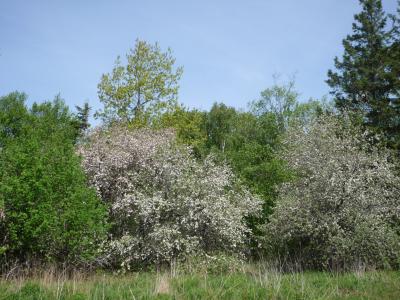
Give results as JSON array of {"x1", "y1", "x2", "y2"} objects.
[{"x1": 1, "y1": 268, "x2": 399, "y2": 300}]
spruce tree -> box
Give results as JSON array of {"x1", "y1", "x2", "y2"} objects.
[
  {"x1": 388, "y1": 1, "x2": 400, "y2": 150},
  {"x1": 327, "y1": 0, "x2": 400, "y2": 151},
  {"x1": 75, "y1": 102, "x2": 91, "y2": 134}
]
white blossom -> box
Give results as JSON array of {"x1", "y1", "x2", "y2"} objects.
[
  {"x1": 79, "y1": 126, "x2": 261, "y2": 268},
  {"x1": 265, "y1": 114, "x2": 400, "y2": 270}
]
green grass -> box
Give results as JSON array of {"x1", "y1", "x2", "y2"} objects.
[{"x1": 0, "y1": 269, "x2": 399, "y2": 299}]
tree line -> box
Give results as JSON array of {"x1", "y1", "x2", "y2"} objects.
[{"x1": 1, "y1": 0, "x2": 400, "y2": 272}]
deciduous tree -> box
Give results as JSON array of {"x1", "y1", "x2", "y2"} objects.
[
  {"x1": 96, "y1": 40, "x2": 183, "y2": 124},
  {"x1": 0, "y1": 94, "x2": 108, "y2": 265},
  {"x1": 265, "y1": 114, "x2": 400, "y2": 270},
  {"x1": 79, "y1": 126, "x2": 261, "y2": 269}
]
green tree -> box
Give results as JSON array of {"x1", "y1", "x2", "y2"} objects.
[
  {"x1": 327, "y1": 0, "x2": 400, "y2": 151},
  {"x1": 96, "y1": 39, "x2": 183, "y2": 124},
  {"x1": 151, "y1": 104, "x2": 207, "y2": 157},
  {"x1": 201, "y1": 102, "x2": 291, "y2": 239},
  {"x1": 250, "y1": 77, "x2": 299, "y2": 132},
  {"x1": 0, "y1": 92, "x2": 29, "y2": 147},
  {"x1": 75, "y1": 101, "x2": 91, "y2": 135},
  {"x1": 205, "y1": 103, "x2": 237, "y2": 153},
  {"x1": 0, "y1": 94, "x2": 108, "y2": 265},
  {"x1": 224, "y1": 112, "x2": 290, "y2": 219},
  {"x1": 387, "y1": 1, "x2": 400, "y2": 150},
  {"x1": 250, "y1": 79, "x2": 332, "y2": 131},
  {"x1": 290, "y1": 97, "x2": 334, "y2": 128},
  {"x1": 225, "y1": 86, "x2": 330, "y2": 240},
  {"x1": 0, "y1": 92, "x2": 29, "y2": 230}
]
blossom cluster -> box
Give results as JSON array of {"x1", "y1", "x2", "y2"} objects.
[
  {"x1": 79, "y1": 126, "x2": 261, "y2": 268},
  {"x1": 265, "y1": 115, "x2": 400, "y2": 270}
]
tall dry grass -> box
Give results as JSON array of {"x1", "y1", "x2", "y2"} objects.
[{"x1": 0, "y1": 260, "x2": 399, "y2": 299}]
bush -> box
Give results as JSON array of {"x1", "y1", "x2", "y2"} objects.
[
  {"x1": 79, "y1": 126, "x2": 261, "y2": 269},
  {"x1": 0, "y1": 94, "x2": 108, "y2": 266},
  {"x1": 263, "y1": 114, "x2": 400, "y2": 270}
]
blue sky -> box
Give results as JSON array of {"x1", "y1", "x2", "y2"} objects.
[{"x1": 0, "y1": 0, "x2": 398, "y2": 119}]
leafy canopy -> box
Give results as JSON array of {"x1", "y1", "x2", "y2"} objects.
[
  {"x1": 96, "y1": 39, "x2": 183, "y2": 124},
  {"x1": 0, "y1": 93, "x2": 108, "y2": 265}
]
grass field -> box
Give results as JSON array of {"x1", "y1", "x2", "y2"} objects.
[{"x1": 0, "y1": 268, "x2": 399, "y2": 299}]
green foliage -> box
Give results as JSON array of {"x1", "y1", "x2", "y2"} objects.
[
  {"x1": 193, "y1": 102, "x2": 289, "y2": 246},
  {"x1": 223, "y1": 112, "x2": 289, "y2": 215},
  {"x1": 96, "y1": 39, "x2": 183, "y2": 124},
  {"x1": 0, "y1": 92, "x2": 29, "y2": 147},
  {"x1": 150, "y1": 104, "x2": 208, "y2": 157},
  {"x1": 205, "y1": 103, "x2": 237, "y2": 153},
  {"x1": 251, "y1": 79, "x2": 332, "y2": 131},
  {"x1": 327, "y1": 0, "x2": 400, "y2": 152},
  {"x1": 290, "y1": 97, "x2": 333, "y2": 127},
  {"x1": 201, "y1": 85, "x2": 330, "y2": 235},
  {"x1": 250, "y1": 77, "x2": 299, "y2": 132},
  {"x1": 0, "y1": 93, "x2": 108, "y2": 265},
  {"x1": 74, "y1": 102, "x2": 91, "y2": 135}
]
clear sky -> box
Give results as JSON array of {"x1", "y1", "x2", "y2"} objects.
[{"x1": 0, "y1": 0, "x2": 398, "y2": 119}]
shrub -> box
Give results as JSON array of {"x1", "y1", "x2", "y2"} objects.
[
  {"x1": 0, "y1": 94, "x2": 108, "y2": 266},
  {"x1": 263, "y1": 114, "x2": 400, "y2": 270},
  {"x1": 79, "y1": 126, "x2": 261, "y2": 269}
]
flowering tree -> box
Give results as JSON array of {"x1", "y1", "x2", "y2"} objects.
[
  {"x1": 264, "y1": 114, "x2": 400, "y2": 270},
  {"x1": 79, "y1": 126, "x2": 261, "y2": 269}
]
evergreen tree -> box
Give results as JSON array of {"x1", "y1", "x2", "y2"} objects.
[
  {"x1": 387, "y1": 1, "x2": 400, "y2": 150},
  {"x1": 75, "y1": 102, "x2": 91, "y2": 135},
  {"x1": 327, "y1": 0, "x2": 400, "y2": 150}
]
